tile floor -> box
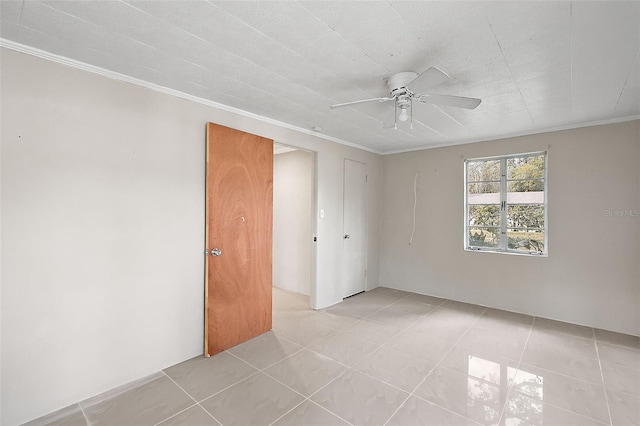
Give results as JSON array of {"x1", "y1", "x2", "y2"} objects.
[{"x1": 27, "y1": 287, "x2": 640, "y2": 426}]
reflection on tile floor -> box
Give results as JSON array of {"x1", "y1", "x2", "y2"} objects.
[{"x1": 26, "y1": 287, "x2": 640, "y2": 426}]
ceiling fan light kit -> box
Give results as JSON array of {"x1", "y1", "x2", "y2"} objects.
[
  {"x1": 397, "y1": 104, "x2": 410, "y2": 122},
  {"x1": 396, "y1": 96, "x2": 412, "y2": 129},
  {"x1": 330, "y1": 67, "x2": 482, "y2": 131}
]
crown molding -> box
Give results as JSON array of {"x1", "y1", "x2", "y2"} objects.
[
  {"x1": 382, "y1": 115, "x2": 640, "y2": 155},
  {"x1": 3, "y1": 39, "x2": 637, "y2": 157},
  {"x1": 0, "y1": 38, "x2": 382, "y2": 155}
]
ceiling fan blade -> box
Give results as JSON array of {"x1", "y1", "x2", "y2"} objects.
[
  {"x1": 407, "y1": 67, "x2": 449, "y2": 93},
  {"x1": 417, "y1": 94, "x2": 482, "y2": 110},
  {"x1": 330, "y1": 97, "x2": 394, "y2": 109}
]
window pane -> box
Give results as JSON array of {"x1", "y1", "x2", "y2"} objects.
[
  {"x1": 468, "y1": 183, "x2": 500, "y2": 205},
  {"x1": 468, "y1": 182, "x2": 500, "y2": 195},
  {"x1": 467, "y1": 160, "x2": 500, "y2": 182},
  {"x1": 508, "y1": 229, "x2": 545, "y2": 252},
  {"x1": 507, "y1": 205, "x2": 544, "y2": 229},
  {"x1": 469, "y1": 205, "x2": 500, "y2": 227},
  {"x1": 468, "y1": 227, "x2": 500, "y2": 248},
  {"x1": 507, "y1": 179, "x2": 544, "y2": 193},
  {"x1": 507, "y1": 156, "x2": 544, "y2": 179}
]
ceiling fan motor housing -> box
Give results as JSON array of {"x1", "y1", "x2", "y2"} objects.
[{"x1": 387, "y1": 72, "x2": 418, "y2": 95}]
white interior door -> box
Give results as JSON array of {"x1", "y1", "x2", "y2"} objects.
[{"x1": 343, "y1": 159, "x2": 367, "y2": 298}]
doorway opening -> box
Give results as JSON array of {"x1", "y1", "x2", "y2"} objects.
[{"x1": 272, "y1": 142, "x2": 317, "y2": 311}]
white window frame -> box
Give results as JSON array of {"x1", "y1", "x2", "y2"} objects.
[{"x1": 464, "y1": 151, "x2": 548, "y2": 256}]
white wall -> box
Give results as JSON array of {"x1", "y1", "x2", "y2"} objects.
[
  {"x1": 273, "y1": 150, "x2": 313, "y2": 295},
  {"x1": 380, "y1": 120, "x2": 640, "y2": 337},
  {"x1": 0, "y1": 48, "x2": 381, "y2": 425}
]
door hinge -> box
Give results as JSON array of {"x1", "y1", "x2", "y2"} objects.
[
  {"x1": 365, "y1": 175, "x2": 368, "y2": 182},
  {"x1": 364, "y1": 269, "x2": 367, "y2": 277}
]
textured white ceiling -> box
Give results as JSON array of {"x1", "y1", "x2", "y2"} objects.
[{"x1": 1, "y1": 1, "x2": 639, "y2": 153}]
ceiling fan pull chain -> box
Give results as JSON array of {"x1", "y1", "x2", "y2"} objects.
[
  {"x1": 394, "y1": 101, "x2": 398, "y2": 130},
  {"x1": 410, "y1": 100, "x2": 414, "y2": 130}
]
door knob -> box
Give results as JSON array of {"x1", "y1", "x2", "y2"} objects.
[
  {"x1": 205, "y1": 248, "x2": 222, "y2": 256},
  {"x1": 344, "y1": 234, "x2": 350, "y2": 239}
]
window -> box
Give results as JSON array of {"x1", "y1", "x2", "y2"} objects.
[{"x1": 465, "y1": 152, "x2": 547, "y2": 255}]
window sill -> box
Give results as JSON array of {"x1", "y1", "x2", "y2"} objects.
[{"x1": 465, "y1": 247, "x2": 548, "y2": 257}]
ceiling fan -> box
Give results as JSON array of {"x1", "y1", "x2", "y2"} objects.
[{"x1": 330, "y1": 67, "x2": 481, "y2": 129}]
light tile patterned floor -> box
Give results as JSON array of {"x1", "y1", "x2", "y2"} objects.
[{"x1": 26, "y1": 287, "x2": 640, "y2": 426}]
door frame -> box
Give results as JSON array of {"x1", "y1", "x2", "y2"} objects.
[{"x1": 272, "y1": 142, "x2": 319, "y2": 310}]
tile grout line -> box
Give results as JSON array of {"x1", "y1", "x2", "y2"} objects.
[
  {"x1": 287, "y1": 293, "x2": 433, "y2": 380},
  {"x1": 234, "y1": 344, "x2": 308, "y2": 372},
  {"x1": 225, "y1": 345, "x2": 355, "y2": 426},
  {"x1": 265, "y1": 389, "x2": 354, "y2": 426},
  {"x1": 303, "y1": 339, "x2": 383, "y2": 371},
  {"x1": 77, "y1": 371, "x2": 166, "y2": 413},
  {"x1": 504, "y1": 321, "x2": 612, "y2": 425},
  {"x1": 159, "y1": 371, "x2": 224, "y2": 426},
  {"x1": 496, "y1": 315, "x2": 536, "y2": 424},
  {"x1": 266, "y1": 399, "x2": 309, "y2": 426},
  {"x1": 266, "y1": 365, "x2": 355, "y2": 426},
  {"x1": 333, "y1": 299, "x2": 453, "y2": 397},
  {"x1": 274, "y1": 294, "x2": 428, "y2": 426},
  {"x1": 508, "y1": 358, "x2": 624, "y2": 425},
  {"x1": 151, "y1": 402, "x2": 199, "y2": 426},
  {"x1": 382, "y1": 306, "x2": 490, "y2": 426},
  {"x1": 407, "y1": 393, "x2": 485, "y2": 426},
  {"x1": 160, "y1": 371, "x2": 198, "y2": 404},
  {"x1": 230, "y1": 297, "x2": 629, "y2": 426},
  {"x1": 358, "y1": 295, "x2": 448, "y2": 342},
  {"x1": 278, "y1": 321, "x2": 342, "y2": 349},
  {"x1": 327, "y1": 295, "x2": 451, "y2": 388},
  {"x1": 269, "y1": 326, "x2": 323, "y2": 352},
  {"x1": 189, "y1": 367, "x2": 260, "y2": 406},
  {"x1": 307, "y1": 399, "x2": 356, "y2": 426},
  {"x1": 31, "y1": 288, "x2": 631, "y2": 426},
  {"x1": 515, "y1": 359, "x2": 611, "y2": 386},
  {"x1": 338, "y1": 297, "x2": 389, "y2": 314},
  {"x1": 593, "y1": 327, "x2": 614, "y2": 426},
  {"x1": 277, "y1": 291, "x2": 422, "y2": 425},
  {"x1": 593, "y1": 332, "x2": 640, "y2": 350},
  {"x1": 76, "y1": 403, "x2": 90, "y2": 426},
  {"x1": 221, "y1": 348, "x2": 290, "y2": 374}
]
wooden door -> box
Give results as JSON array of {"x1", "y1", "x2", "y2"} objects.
[
  {"x1": 205, "y1": 123, "x2": 273, "y2": 357},
  {"x1": 342, "y1": 159, "x2": 368, "y2": 298}
]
